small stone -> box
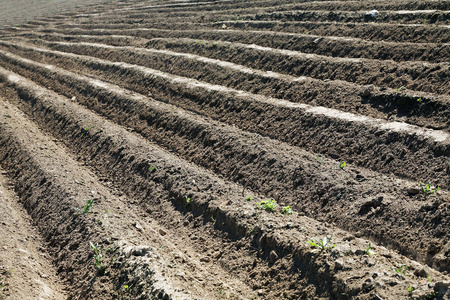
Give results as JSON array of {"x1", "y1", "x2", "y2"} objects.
[
  {"x1": 269, "y1": 250, "x2": 278, "y2": 264},
  {"x1": 334, "y1": 259, "x2": 344, "y2": 270},
  {"x1": 128, "y1": 245, "x2": 151, "y2": 257},
  {"x1": 413, "y1": 267, "x2": 428, "y2": 278},
  {"x1": 158, "y1": 229, "x2": 167, "y2": 236},
  {"x1": 134, "y1": 223, "x2": 143, "y2": 232},
  {"x1": 407, "y1": 188, "x2": 421, "y2": 195},
  {"x1": 200, "y1": 256, "x2": 210, "y2": 263},
  {"x1": 343, "y1": 235, "x2": 355, "y2": 242},
  {"x1": 361, "y1": 89, "x2": 371, "y2": 97}
]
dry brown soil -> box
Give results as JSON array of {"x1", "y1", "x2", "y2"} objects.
[{"x1": 0, "y1": 0, "x2": 449, "y2": 299}]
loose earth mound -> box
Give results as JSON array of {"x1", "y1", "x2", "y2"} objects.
[{"x1": 0, "y1": 0, "x2": 449, "y2": 299}]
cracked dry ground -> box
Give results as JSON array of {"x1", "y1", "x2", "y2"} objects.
[{"x1": 0, "y1": 0, "x2": 449, "y2": 299}]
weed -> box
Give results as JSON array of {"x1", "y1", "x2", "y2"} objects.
[
  {"x1": 339, "y1": 161, "x2": 346, "y2": 169},
  {"x1": 90, "y1": 242, "x2": 106, "y2": 275},
  {"x1": 307, "y1": 236, "x2": 336, "y2": 253},
  {"x1": 394, "y1": 264, "x2": 407, "y2": 275},
  {"x1": 149, "y1": 164, "x2": 156, "y2": 171},
  {"x1": 420, "y1": 182, "x2": 440, "y2": 195},
  {"x1": 258, "y1": 199, "x2": 277, "y2": 212},
  {"x1": 427, "y1": 274, "x2": 432, "y2": 282},
  {"x1": 118, "y1": 284, "x2": 131, "y2": 299},
  {"x1": 317, "y1": 151, "x2": 324, "y2": 165},
  {"x1": 407, "y1": 286, "x2": 414, "y2": 294},
  {"x1": 281, "y1": 206, "x2": 293, "y2": 215},
  {"x1": 246, "y1": 196, "x2": 252, "y2": 201},
  {"x1": 185, "y1": 195, "x2": 191, "y2": 207},
  {"x1": 81, "y1": 125, "x2": 91, "y2": 137},
  {"x1": 395, "y1": 86, "x2": 405, "y2": 93},
  {"x1": 364, "y1": 242, "x2": 377, "y2": 256},
  {"x1": 72, "y1": 199, "x2": 94, "y2": 215},
  {"x1": 417, "y1": 97, "x2": 422, "y2": 102}
]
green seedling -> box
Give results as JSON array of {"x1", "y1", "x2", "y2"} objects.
[
  {"x1": 364, "y1": 242, "x2": 377, "y2": 256},
  {"x1": 394, "y1": 264, "x2": 407, "y2": 275},
  {"x1": 417, "y1": 97, "x2": 422, "y2": 102},
  {"x1": 281, "y1": 206, "x2": 293, "y2": 215},
  {"x1": 72, "y1": 199, "x2": 94, "y2": 214},
  {"x1": 339, "y1": 161, "x2": 346, "y2": 169},
  {"x1": 246, "y1": 196, "x2": 252, "y2": 201},
  {"x1": 317, "y1": 151, "x2": 324, "y2": 165},
  {"x1": 90, "y1": 242, "x2": 106, "y2": 274},
  {"x1": 118, "y1": 284, "x2": 131, "y2": 300},
  {"x1": 395, "y1": 86, "x2": 405, "y2": 93},
  {"x1": 307, "y1": 236, "x2": 336, "y2": 253},
  {"x1": 408, "y1": 286, "x2": 414, "y2": 294},
  {"x1": 149, "y1": 164, "x2": 156, "y2": 171},
  {"x1": 427, "y1": 274, "x2": 432, "y2": 282},
  {"x1": 420, "y1": 182, "x2": 440, "y2": 195},
  {"x1": 185, "y1": 195, "x2": 191, "y2": 207},
  {"x1": 258, "y1": 199, "x2": 277, "y2": 212},
  {"x1": 81, "y1": 125, "x2": 91, "y2": 137}
]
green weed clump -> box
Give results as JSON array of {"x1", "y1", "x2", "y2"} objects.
[
  {"x1": 72, "y1": 199, "x2": 94, "y2": 214},
  {"x1": 90, "y1": 242, "x2": 106, "y2": 275},
  {"x1": 258, "y1": 199, "x2": 277, "y2": 212},
  {"x1": 420, "y1": 182, "x2": 440, "y2": 195},
  {"x1": 307, "y1": 236, "x2": 336, "y2": 253}
]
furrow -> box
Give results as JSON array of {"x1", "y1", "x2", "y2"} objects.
[
  {"x1": 0, "y1": 42, "x2": 448, "y2": 185},
  {"x1": 1, "y1": 65, "x2": 449, "y2": 300},
  {"x1": 14, "y1": 32, "x2": 450, "y2": 95},
  {"x1": 43, "y1": 19, "x2": 450, "y2": 44},
  {"x1": 79, "y1": 5, "x2": 450, "y2": 26},
  {"x1": 118, "y1": 0, "x2": 450, "y2": 14},
  {"x1": 244, "y1": 10, "x2": 450, "y2": 25},
  {"x1": 4, "y1": 39, "x2": 450, "y2": 132},
  {"x1": 0, "y1": 166, "x2": 67, "y2": 299},
  {"x1": 18, "y1": 27, "x2": 450, "y2": 63},
  {"x1": 0, "y1": 76, "x2": 257, "y2": 300},
  {"x1": 0, "y1": 48, "x2": 449, "y2": 273},
  {"x1": 143, "y1": 37, "x2": 449, "y2": 95}
]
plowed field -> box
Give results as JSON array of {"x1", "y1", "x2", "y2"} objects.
[{"x1": 0, "y1": 0, "x2": 449, "y2": 299}]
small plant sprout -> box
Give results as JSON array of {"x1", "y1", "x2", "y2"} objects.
[
  {"x1": 317, "y1": 151, "x2": 324, "y2": 165},
  {"x1": 339, "y1": 161, "x2": 347, "y2": 169},
  {"x1": 90, "y1": 242, "x2": 106, "y2": 275},
  {"x1": 417, "y1": 97, "x2": 422, "y2": 102},
  {"x1": 246, "y1": 196, "x2": 252, "y2": 201},
  {"x1": 72, "y1": 199, "x2": 94, "y2": 214},
  {"x1": 81, "y1": 125, "x2": 91, "y2": 137},
  {"x1": 281, "y1": 206, "x2": 293, "y2": 215},
  {"x1": 420, "y1": 182, "x2": 440, "y2": 195},
  {"x1": 394, "y1": 264, "x2": 407, "y2": 275},
  {"x1": 307, "y1": 236, "x2": 336, "y2": 253},
  {"x1": 395, "y1": 86, "x2": 405, "y2": 93},
  {"x1": 149, "y1": 164, "x2": 156, "y2": 171},
  {"x1": 258, "y1": 199, "x2": 277, "y2": 212},
  {"x1": 408, "y1": 286, "x2": 414, "y2": 294},
  {"x1": 118, "y1": 284, "x2": 131, "y2": 299},
  {"x1": 185, "y1": 195, "x2": 191, "y2": 207},
  {"x1": 427, "y1": 274, "x2": 432, "y2": 282},
  {"x1": 364, "y1": 242, "x2": 377, "y2": 256}
]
